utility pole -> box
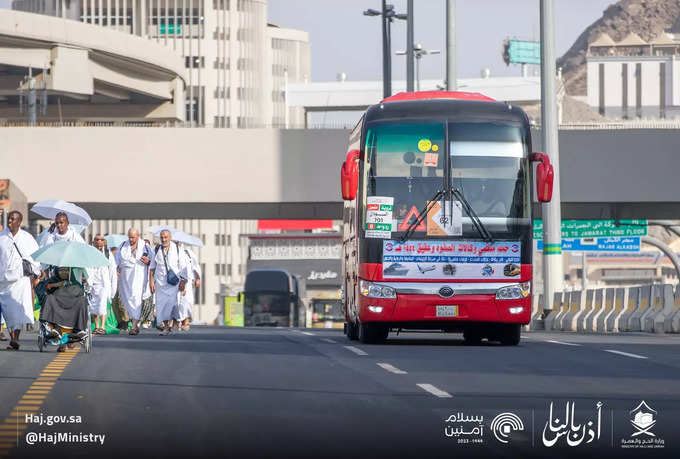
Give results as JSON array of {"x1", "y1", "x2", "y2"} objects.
[
  {"x1": 381, "y1": 0, "x2": 391, "y2": 98},
  {"x1": 364, "y1": 3, "x2": 406, "y2": 99},
  {"x1": 406, "y1": 0, "x2": 414, "y2": 92},
  {"x1": 540, "y1": 0, "x2": 563, "y2": 321},
  {"x1": 446, "y1": 0, "x2": 456, "y2": 90}
]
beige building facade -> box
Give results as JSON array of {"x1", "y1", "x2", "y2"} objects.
[{"x1": 11, "y1": 0, "x2": 310, "y2": 127}]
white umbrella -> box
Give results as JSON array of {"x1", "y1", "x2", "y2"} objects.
[
  {"x1": 152, "y1": 228, "x2": 203, "y2": 247},
  {"x1": 31, "y1": 199, "x2": 92, "y2": 226},
  {"x1": 147, "y1": 225, "x2": 177, "y2": 234},
  {"x1": 172, "y1": 230, "x2": 204, "y2": 247},
  {"x1": 105, "y1": 234, "x2": 128, "y2": 249}
]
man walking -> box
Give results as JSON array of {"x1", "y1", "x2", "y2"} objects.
[
  {"x1": 178, "y1": 243, "x2": 201, "y2": 331},
  {"x1": 87, "y1": 234, "x2": 116, "y2": 334},
  {"x1": 40, "y1": 212, "x2": 85, "y2": 247},
  {"x1": 115, "y1": 228, "x2": 151, "y2": 335},
  {"x1": 0, "y1": 211, "x2": 40, "y2": 350},
  {"x1": 150, "y1": 230, "x2": 187, "y2": 335}
]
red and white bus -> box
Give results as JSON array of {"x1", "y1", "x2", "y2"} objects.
[{"x1": 340, "y1": 91, "x2": 554, "y2": 345}]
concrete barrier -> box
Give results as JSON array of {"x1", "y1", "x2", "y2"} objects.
[
  {"x1": 553, "y1": 291, "x2": 571, "y2": 331},
  {"x1": 629, "y1": 285, "x2": 652, "y2": 332},
  {"x1": 606, "y1": 288, "x2": 627, "y2": 332},
  {"x1": 561, "y1": 290, "x2": 583, "y2": 331},
  {"x1": 663, "y1": 284, "x2": 680, "y2": 333},
  {"x1": 618, "y1": 286, "x2": 640, "y2": 332},
  {"x1": 645, "y1": 284, "x2": 674, "y2": 333},
  {"x1": 585, "y1": 289, "x2": 604, "y2": 332},
  {"x1": 544, "y1": 291, "x2": 563, "y2": 331},
  {"x1": 596, "y1": 288, "x2": 616, "y2": 333},
  {"x1": 530, "y1": 293, "x2": 545, "y2": 331},
  {"x1": 577, "y1": 290, "x2": 594, "y2": 333},
  {"x1": 670, "y1": 285, "x2": 680, "y2": 333}
]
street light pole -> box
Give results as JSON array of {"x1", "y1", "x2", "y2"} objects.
[
  {"x1": 446, "y1": 0, "x2": 456, "y2": 90},
  {"x1": 364, "y1": 3, "x2": 406, "y2": 99},
  {"x1": 381, "y1": 1, "x2": 391, "y2": 98},
  {"x1": 397, "y1": 44, "x2": 440, "y2": 92},
  {"x1": 406, "y1": 0, "x2": 414, "y2": 92},
  {"x1": 540, "y1": 0, "x2": 563, "y2": 322}
]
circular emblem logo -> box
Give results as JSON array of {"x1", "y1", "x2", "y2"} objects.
[
  {"x1": 417, "y1": 138, "x2": 432, "y2": 152},
  {"x1": 438, "y1": 286, "x2": 454, "y2": 298}
]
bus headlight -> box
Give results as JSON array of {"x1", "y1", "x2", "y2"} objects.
[
  {"x1": 359, "y1": 280, "x2": 396, "y2": 299},
  {"x1": 496, "y1": 281, "x2": 530, "y2": 300}
]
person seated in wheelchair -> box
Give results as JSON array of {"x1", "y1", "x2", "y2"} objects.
[{"x1": 37, "y1": 266, "x2": 89, "y2": 350}]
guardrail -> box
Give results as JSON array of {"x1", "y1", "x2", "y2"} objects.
[{"x1": 530, "y1": 283, "x2": 680, "y2": 333}]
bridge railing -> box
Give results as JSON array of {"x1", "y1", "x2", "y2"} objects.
[{"x1": 529, "y1": 283, "x2": 680, "y2": 334}]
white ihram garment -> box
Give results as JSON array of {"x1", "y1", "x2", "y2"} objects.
[
  {"x1": 40, "y1": 226, "x2": 85, "y2": 247},
  {"x1": 115, "y1": 241, "x2": 151, "y2": 321},
  {"x1": 150, "y1": 243, "x2": 187, "y2": 323},
  {"x1": 178, "y1": 248, "x2": 201, "y2": 321},
  {"x1": 0, "y1": 228, "x2": 40, "y2": 330},
  {"x1": 86, "y1": 249, "x2": 116, "y2": 316}
]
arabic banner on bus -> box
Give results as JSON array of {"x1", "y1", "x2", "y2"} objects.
[{"x1": 382, "y1": 240, "x2": 522, "y2": 279}]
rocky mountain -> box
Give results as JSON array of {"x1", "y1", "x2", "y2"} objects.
[{"x1": 558, "y1": 0, "x2": 680, "y2": 95}]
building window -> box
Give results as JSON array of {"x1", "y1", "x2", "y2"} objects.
[
  {"x1": 214, "y1": 116, "x2": 231, "y2": 127},
  {"x1": 213, "y1": 29, "x2": 230, "y2": 40},
  {"x1": 213, "y1": 59, "x2": 230, "y2": 70},
  {"x1": 237, "y1": 0, "x2": 247, "y2": 12},
  {"x1": 213, "y1": 0, "x2": 229, "y2": 10},
  {"x1": 185, "y1": 56, "x2": 205, "y2": 68},
  {"x1": 215, "y1": 293, "x2": 222, "y2": 305},
  {"x1": 238, "y1": 264, "x2": 242, "y2": 275},
  {"x1": 237, "y1": 58, "x2": 250, "y2": 70},
  {"x1": 213, "y1": 87, "x2": 230, "y2": 98},
  {"x1": 214, "y1": 263, "x2": 220, "y2": 275},
  {"x1": 227, "y1": 264, "x2": 232, "y2": 276}
]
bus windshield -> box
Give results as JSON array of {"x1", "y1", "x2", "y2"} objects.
[{"x1": 364, "y1": 121, "x2": 529, "y2": 239}]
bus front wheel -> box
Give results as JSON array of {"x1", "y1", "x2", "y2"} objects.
[
  {"x1": 358, "y1": 322, "x2": 388, "y2": 344},
  {"x1": 499, "y1": 324, "x2": 521, "y2": 346},
  {"x1": 346, "y1": 321, "x2": 359, "y2": 341}
]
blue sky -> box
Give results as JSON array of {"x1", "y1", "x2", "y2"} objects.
[
  {"x1": 1, "y1": 0, "x2": 615, "y2": 81},
  {"x1": 269, "y1": 0, "x2": 615, "y2": 81}
]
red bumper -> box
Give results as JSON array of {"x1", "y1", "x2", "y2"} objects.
[{"x1": 358, "y1": 293, "x2": 531, "y2": 325}]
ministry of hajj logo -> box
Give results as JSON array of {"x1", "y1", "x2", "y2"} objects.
[
  {"x1": 621, "y1": 401, "x2": 665, "y2": 449},
  {"x1": 630, "y1": 401, "x2": 656, "y2": 437}
]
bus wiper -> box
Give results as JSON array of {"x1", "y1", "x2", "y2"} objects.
[
  {"x1": 400, "y1": 189, "x2": 444, "y2": 243},
  {"x1": 451, "y1": 187, "x2": 494, "y2": 243}
]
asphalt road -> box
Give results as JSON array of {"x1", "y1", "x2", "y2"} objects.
[{"x1": 1, "y1": 327, "x2": 679, "y2": 459}]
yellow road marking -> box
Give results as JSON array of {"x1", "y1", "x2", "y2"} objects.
[{"x1": 0, "y1": 348, "x2": 79, "y2": 454}]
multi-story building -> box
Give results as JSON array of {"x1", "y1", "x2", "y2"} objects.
[
  {"x1": 586, "y1": 31, "x2": 680, "y2": 119},
  {"x1": 11, "y1": 0, "x2": 310, "y2": 127}
]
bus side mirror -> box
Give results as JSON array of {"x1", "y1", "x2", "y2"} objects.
[
  {"x1": 340, "y1": 149, "x2": 360, "y2": 201},
  {"x1": 531, "y1": 152, "x2": 554, "y2": 203},
  {"x1": 237, "y1": 292, "x2": 243, "y2": 302}
]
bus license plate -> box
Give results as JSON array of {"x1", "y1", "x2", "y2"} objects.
[{"x1": 436, "y1": 305, "x2": 458, "y2": 317}]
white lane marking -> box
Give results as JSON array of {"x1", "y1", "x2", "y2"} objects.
[
  {"x1": 300, "y1": 331, "x2": 315, "y2": 336},
  {"x1": 604, "y1": 349, "x2": 648, "y2": 360},
  {"x1": 377, "y1": 362, "x2": 407, "y2": 374},
  {"x1": 417, "y1": 383, "x2": 452, "y2": 398},
  {"x1": 322, "y1": 338, "x2": 337, "y2": 344},
  {"x1": 344, "y1": 345, "x2": 368, "y2": 356},
  {"x1": 545, "y1": 339, "x2": 582, "y2": 347}
]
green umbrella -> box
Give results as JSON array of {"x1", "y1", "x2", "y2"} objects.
[{"x1": 31, "y1": 241, "x2": 111, "y2": 268}]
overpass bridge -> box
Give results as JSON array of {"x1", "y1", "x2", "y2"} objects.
[{"x1": 0, "y1": 126, "x2": 678, "y2": 220}]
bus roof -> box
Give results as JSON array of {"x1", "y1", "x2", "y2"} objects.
[
  {"x1": 365, "y1": 92, "x2": 530, "y2": 126},
  {"x1": 381, "y1": 91, "x2": 496, "y2": 103}
]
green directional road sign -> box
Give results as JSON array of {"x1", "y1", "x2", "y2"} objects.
[
  {"x1": 533, "y1": 219, "x2": 647, "y2": 239},
  {"x1": 507, "y1": 40, "x2": 541, "y2": 65}
]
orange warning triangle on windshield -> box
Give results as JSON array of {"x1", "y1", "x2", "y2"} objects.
[{"x1": 397, "y1": 205, "x2": 426, "y2": 232}]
